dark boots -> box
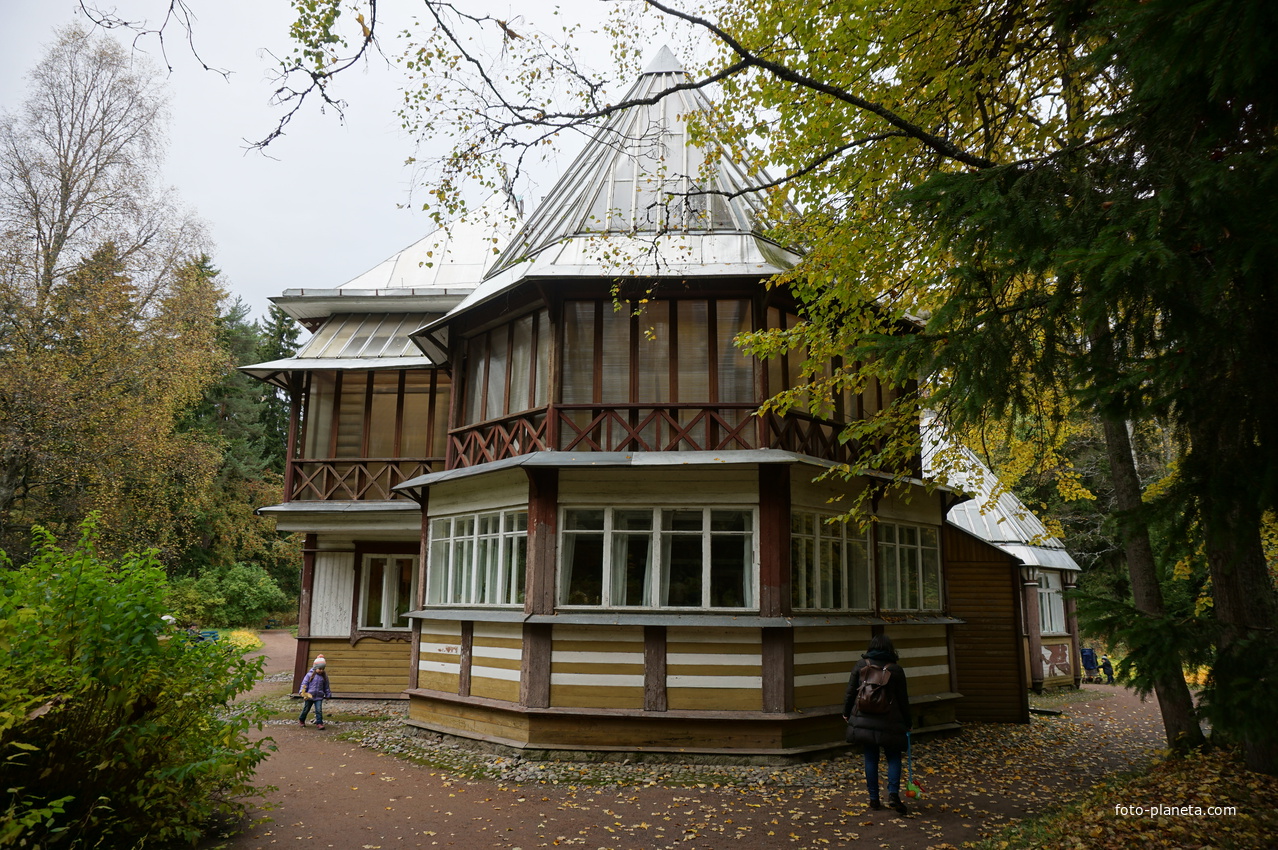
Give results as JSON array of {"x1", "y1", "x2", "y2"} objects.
[{"x1": 888, "y1": 793, "x2": 908, "y2": 815}]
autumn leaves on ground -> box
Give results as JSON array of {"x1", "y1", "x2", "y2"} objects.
[{"x1": 221, "y1": 674, "x2": 1278, "y2": 850}]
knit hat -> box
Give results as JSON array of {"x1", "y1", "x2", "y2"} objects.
[{"x1": 313, "y1": 655, "x2": 326, "y2": 668}]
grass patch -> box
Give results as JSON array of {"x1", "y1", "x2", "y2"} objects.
[
  {"x1": 1029, "y1": 686, "x2": 1117, "y2": 710},
  {"x1": 969, "y1": 747, "x2": 1278, "y2": 849}
]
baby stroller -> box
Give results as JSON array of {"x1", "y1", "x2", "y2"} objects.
[{"x1": 1080, "y1": 647, "x2": 1101, "y2": 683}]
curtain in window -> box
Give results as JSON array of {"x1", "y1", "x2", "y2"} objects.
[
  {"x1": 562, "y1": 302, "x2": 596, "y2": 404},
  {"x1": 363, "y1": 557, "x2": 387, "y2": 628},
  {"x1": 716, "y1": 300, "x2": 754, "y2": 404},
  {"x1": 600, "y1": 307, "x2": 630, "y2": 404},
  {"x1": 610, "y1": 510, "x2": 654, "y2": 606},
  {"x1": 509, "y1": 315, "x2": 534, "y2": 413}
]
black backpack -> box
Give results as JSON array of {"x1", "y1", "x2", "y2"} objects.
[{"x1": 855, "y1": 661, "x2": 893, "y2": 715}]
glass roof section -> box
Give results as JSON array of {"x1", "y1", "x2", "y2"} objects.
[
  {"x1": 298, "y1": 313, "x2": 430, "y2": 359},
  {"x1": 488, "y1": 46, "x2": 778, "y2": 277}
]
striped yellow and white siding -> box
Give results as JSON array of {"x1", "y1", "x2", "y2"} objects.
[
  {"x1": 549, "y1": 625, "x2": 645, "y2": 709},
  {"x1": 893, "y1": 625, "x2": 951, "y2": 696},
  {"x1": 471, "y1": 622, "x2": 523, "y2": 702},
  {"x1": 666, "y1": 627, "x2": 762, "y2": 711},
  {"x1": 793, "y1": 625, "x2": 872, "y2": 709},
  {"x1": 306, "y1": 638, "x2": 412, "y2": 695},
  {"x1": 418, "y1": 620, "x2": 463, "y2": 693}
]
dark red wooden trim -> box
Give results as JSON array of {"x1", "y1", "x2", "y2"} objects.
[
  {"x1": 524, "y1": 467, "x2": 559, "y2": 615},
  {"x1": 294, "y1": 532, "x2": 318, "y2": 692},
  {"x1": 445, "y1": 343, "x2": 463, "y2": 469},
  {"x1": 758, "y1": 463, "x2": 792, "y2": 618},
  {"x1": 327, "y1": 371, "x2": 343, "y2": 459},
  {"x1": 502, "y1": 321, "x2": 514, "y2": 416},
  {"x1": 285, "y1": 373, "x2": 302, "y2": 500},
  {"x1": 644, "y1": 625, "x2": 668, "y2": 712},
  {"x1": 426, "y1": 369, "x2": 438, "y2": 459},
  {"x1": 459, "y1": 621, "x2": 474, "y2": 697},
  {"x1": 394, "y1": 369, "x2": 406, "y2": 457},
  {"x1": 361, "y1": 371, "x2": 374, "y2": 457},
  {"x1": 520, "y1": 623, "x2": 553, "y2": 708},
  {"x1": 761, "y1": 627, "x2": 794, "y2": 713},
  {"x1": 409, "y1": 490, "x2": 430, "y2": 691}
]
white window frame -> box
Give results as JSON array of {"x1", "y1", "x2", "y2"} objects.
[
  {"x1": 876, "y1": 522, "x2": 943, "y2": 612},
  {"x1": 358, "y1": 554, "x2": 419, "y2": 631},
  {"x1": 1038, "y1": 570, "x2": 1067, "y2": 635},
  {"x1": 426, "y1": 509, "x2": 528, "y2": 606},
  {"x1": 557, "y1": 506, "x2": 759, "y2": 611},
  {"x1": 791, "y1": 511, "x2": 873, "y2": 611}
]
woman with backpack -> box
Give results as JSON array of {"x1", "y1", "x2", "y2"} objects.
[{"x1": 843, "y1": 633, "x2": 912, "y2": 814}]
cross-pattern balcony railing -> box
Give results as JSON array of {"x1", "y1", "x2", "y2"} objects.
[
  {"x1": 286, "y1": 458, "x2": 439, "y2": 501},
  {"x1": 447, "y1": 404, "x2": 883, "y2": 469}
]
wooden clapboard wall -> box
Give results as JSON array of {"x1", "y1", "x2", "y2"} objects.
[
  {"x1": 418, "y1": 620, "x2": 463, "y2": 693},
  {"x1": 472, "y1": 621, "x2": 522, "y2": 702},
  {"x1": 944, "y1": 525, "x2": 1030, "y2": 723},
  {"x1": 306, "y1": 637, "x2": 412, "y2": 697},
  {"x1": 666, "y1": 627, "x2": 763, "y2": 711},
  {"x1": 549, "y1": 624, "x2": 645, "y2": 709},
  {"x1": 793, "y1": 625, "x2": 872, "y2": 709}
]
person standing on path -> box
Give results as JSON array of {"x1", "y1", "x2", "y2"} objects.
[
  {"x1": 843, "y1": 633, "x2": 913, "y2": 814},
  {"x1": 298, "y1": 656, "x2": 331, "y2": 729}
]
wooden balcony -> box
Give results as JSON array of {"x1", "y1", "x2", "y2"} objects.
[
  {"x1": 447, "y1": 405, "x2": 871, "y2": 468},
  {"x1": 286, "y1": 458, "x2": 440, "y2": 501}
]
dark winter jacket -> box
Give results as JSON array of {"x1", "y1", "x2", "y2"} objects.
[
  {"x1": 300, "y1": 669, "x2": 331, "y2": 700},
  {"x1": 843, "y1": 650, "x2": 912, "y2": 751}
]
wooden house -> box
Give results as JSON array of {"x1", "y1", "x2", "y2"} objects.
[{"x1": 244, "y1": 47, "x2": 1042, "y2": 756}]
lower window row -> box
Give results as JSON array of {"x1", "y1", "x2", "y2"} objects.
[{"x1": 398, "y1": 506, "x2": 943, "y2": 617}]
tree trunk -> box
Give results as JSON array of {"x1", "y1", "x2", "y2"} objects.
[
  {"x1": 1100, "y1": 415, "x2": 1205, "y2": 752},
  {"x1": 1188, "y1": 418, "x2": 1278, "y2": 775}
]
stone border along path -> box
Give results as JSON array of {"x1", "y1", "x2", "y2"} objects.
[{"x1": 206, "y1": 632, "x2": 1164, "y2": 850}]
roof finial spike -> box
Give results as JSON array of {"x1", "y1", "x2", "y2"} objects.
[{"x1": 642, "y1": 45, "x2": 684, "y2": 75}]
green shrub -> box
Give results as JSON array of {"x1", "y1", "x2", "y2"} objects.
[
  {"x1": 0, "y1": 518, "x2": 272, "y2": 847},
  {"x1": 201, "y1": 561, "x2": 289, "y2": 628}
]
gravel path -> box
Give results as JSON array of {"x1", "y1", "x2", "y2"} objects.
[{"x1": 206, "y1": 633, "x2": 1165, "y2": 850}]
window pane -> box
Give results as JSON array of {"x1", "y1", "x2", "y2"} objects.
[
  {"x1": 614, "y1": 509, "x2": 653, "y2": 531},
  {"x1": 601, "y1": 306, "x2": 630, "y2": 404},
  {"x1": 335, "y1": 374, "x2": 367, "y2": 457},
  {"x1": 363, "y1": 557, "x2": 386, "y2": 628},
  {"x1": 791, "y1": 535, "x2": 814, "y2": 609},
  {"x1": 562, "y1": 302, "x2": 596, "y2": 403},
  {"x1": 401, "y1": 371, "x2": 433, "y2": 457},
  {"x1": 612, "y1": 533, "x2": 653, "y2": 606},
  {"x1": 716, "y1": 300, "x2": 754, "y2": 403},
  {"x1": 903, "y1": 546, "x2": 920, "y2": 609},
  {"x1": 635, "y1": 301, "x2": 670, "y2": 402},
  {"x1": 303, "y1": 372, "x2": 335, "y2": 457},
  {"x1": 427, "y1": 519, "x2": 450, "y2": 605},
  {"x1": 922, "y1": 545, "x2": 941, "y2": 610},
  {"x1": 848, "y1": 536, "x2": 871, "y2": 609},
  {"x1": 464, "y1": 334, "x2": 487, "y2": 423},
  {"x1": 675, "y1": 301, "x2": 710, "y2": 402},
  {"x1": 368, "y1": 371, "x2": 400, "y2": 457},
  {"x1": 452, "y1": 537, "x2": 473, "y2": 603},
  {"x1": 505, "y1": 534, "x2": 527, "y2": 605},
  {"x1": 878, "y1": 540, "x2": 899, "y2": 610},
  {"x1": 710, "y1": 534, "x2": 749, "y2": 608},
  {"x1": 486, "y1": 328, "x2": 509, "y2": 419},
  {"x1": 662, "y1": 509, "x2": 703, "y2": 532},
  {"x1": 710, "y1": 510, "x2": 750, "y2": 532},
  {"x1": 563, "y1": 532, "x2": 604, "y2": 605},
  {"x1": 565, "y1": 509, "x2": 605, "y2": 530},
  {"x1": 820, "y1": 538, "x2": 842, "y2": 609},
  {"x1": 394, "y1": 558, "x2": 414, "y2": 627},
  {"x1": 533, "y1": 310, "x2": 550, "y2": 407},
  {"x1": 662, "y1": 534, "x2": 702, "y2": 606},
  {"x1": 509, "y1": 314, "x2": 534, "y2": 413}
]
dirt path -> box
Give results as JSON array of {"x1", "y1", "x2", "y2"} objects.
[{"x1": 211, "y1": 635, "x2": 1165, "y2": 850}]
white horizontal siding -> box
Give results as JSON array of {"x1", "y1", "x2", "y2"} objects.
[{"x1": 668, "y1": 675, "x2": 762, "y2": 689}]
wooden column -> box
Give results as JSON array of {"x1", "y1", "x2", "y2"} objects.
[
  {"x1": 644, "y1": 625, "x2": 668, "y2": 712},
  {"x1": 458, "y1": 621, "x2": 474, "y2": 697},
  {"x1": 758, "y1": 464, "x2": 793, "y2": 713},
  {"x1": 757, "y1": 464, "x2": 792, "y2": 618},
  {"x1": 294, "y1": 533, "x2": 318, "y2": 692},
  {"x1": 1063, "y1": 571, "x2": 1082, "y2": 689},
  {"x1": 284, "y1": 373, "x2": 302, "y2": 500},
  {"x1": 1021, "y1": 566, "x2": 1044, "y2": 693},
  {"x1": 408, "y1": 490, "x2": 430, "y2": 692},
  {"x1": 521, "y1": 467, "x2": 559, "y2": 708}
]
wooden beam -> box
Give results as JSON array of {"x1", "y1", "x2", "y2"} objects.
[
  {"x1": 644, "y1": 625, "x2": 668, "y2": 712},
  {"x1": 524, "y1": 467, "x2": 559, "y2": 616},
  {"x1": 758, "y1": 463, "x2": 792, "y2": 618},
  {"x1": 459, "y1": 621, "x2": 474, "y2": 697},
  {"x1": 520, "y1": 623, "x2": 552, "y2": 708},
  {"x1": 761, "y1": 627, "x2": 794, "y2": 713}
]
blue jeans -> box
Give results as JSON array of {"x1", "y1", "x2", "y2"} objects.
[
  {"x1": 863, "y1": 744, "x2": 903, "y2": 798},
  {"x1": 299, "y1": 698, "x2": 324, "y2": 724}
]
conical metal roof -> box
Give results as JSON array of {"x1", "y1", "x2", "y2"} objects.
[{"x1": 484, "y1": 46, "x2": 796, "y2": 280}]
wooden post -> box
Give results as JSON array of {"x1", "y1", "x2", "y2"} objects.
[
  {"x1": 757, "y1": 464, "x2": 791, "y2": 618},
  {"x1": 521, "y1": 467, "x2": 559, "y2": 708},
  {"x1": 294, "y1": 534, "x2": 318, "y2": 692},
  {"x1": 408, "y1": 490, "x2": 430, "y2": 692},
  {"x1": 1063, "y1": 571, "x2": 1082, "y2": 689},
  {"x1": 1021, "y1": 566, "x2": 1044, "y2": 693},
  {"x1": 644, "y1": 625, "x2": 668, "y2": 712}
]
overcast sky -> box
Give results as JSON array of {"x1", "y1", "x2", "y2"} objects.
[{"x1": 0, "y1": 0, "x2": 645, "y2": 320}]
